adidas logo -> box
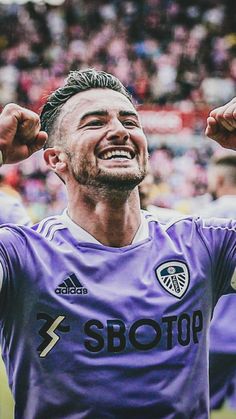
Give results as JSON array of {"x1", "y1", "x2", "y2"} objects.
[{"x1": 55, "y1": 273, "x2": 88, "y2": 295}]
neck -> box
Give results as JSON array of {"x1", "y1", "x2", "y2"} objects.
[{"x1": 67, "y1": 184, "x2": 141, "y2": 247}]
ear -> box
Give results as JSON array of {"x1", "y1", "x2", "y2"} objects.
[{"x1": 43, "y1": 148, "x2": 68, "y2": 174}]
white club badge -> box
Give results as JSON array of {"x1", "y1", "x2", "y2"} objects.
[{"x1": 155, "y1": 261, "x2": 190, "y2": 298}]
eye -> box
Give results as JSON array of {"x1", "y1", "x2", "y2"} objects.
[
  {"x1": 122, "y1": 119, "x2": 139, "y2": 127},
  {"x1": 85, "y1": 119, "x2": 104, "y2": 127}
]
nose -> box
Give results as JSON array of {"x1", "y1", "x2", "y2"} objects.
[{"x1": 106, "y1": 119, "x2": 130, "y2": 143}]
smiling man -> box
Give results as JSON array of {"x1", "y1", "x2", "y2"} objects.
[
  {"x1": 45, "y1": 89, "x2": 147, "y2": 189},
  {"x1": 0, "y1": 68, "x2": 235, "y2": 419},
  {"x1": 41, "y1": 75, "x2": 149, "y2": 247}
]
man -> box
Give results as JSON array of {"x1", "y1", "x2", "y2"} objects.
[
  {"x1": 200, "y1": 154, "x2": 236, "y2": 219},
  {"x1": 0, "y1": 69, "x2": 235, "y2": 419},
  {"x1": 198, "y1": 154, "x2": 236, "y2": 411}
]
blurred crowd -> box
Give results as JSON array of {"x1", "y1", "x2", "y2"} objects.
[{"x1": 0, "y1": 0, "x2": 235, "y2": 221}]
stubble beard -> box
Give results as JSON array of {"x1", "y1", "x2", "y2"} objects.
[{"x1": 71, "y1": 156, "x2": 148, "y2": 192}]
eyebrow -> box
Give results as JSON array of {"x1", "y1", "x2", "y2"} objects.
[{"x1": 79, "y1": 109, "x2": 139, "y2": 124}]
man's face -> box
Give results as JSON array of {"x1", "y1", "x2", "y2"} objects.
[{"x1": 57, "y1": 88, "x2": 148, "y2": 191}]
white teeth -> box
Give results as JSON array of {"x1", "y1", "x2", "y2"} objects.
[{"x1": 101, "y1": 150, "x2": 132, "y2": 160}]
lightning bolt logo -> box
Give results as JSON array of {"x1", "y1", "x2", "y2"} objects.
[{"x1": 37, "y1": 313, "x2": 70, "y2": 358}]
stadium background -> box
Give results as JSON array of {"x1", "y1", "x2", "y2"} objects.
[{"x1": 0, "y1": 0, "x2": 235, "y2": 417}]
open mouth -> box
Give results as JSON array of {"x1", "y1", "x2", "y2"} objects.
[{"x1": 98, "y1": 148, "x2": 135, "y2": 160}]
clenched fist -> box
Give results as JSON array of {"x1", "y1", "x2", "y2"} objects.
[
  {"x1": 205, "y1": 97, "x2": 236, "y2": 150},
  {"x1": 0, "y1": 103, "x2": 48, "y2": 164}
]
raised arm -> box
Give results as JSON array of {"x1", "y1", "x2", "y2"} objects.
[
  {"x1": 0, "y1": 103, "x2": 47, "y2": 165},
  {"x1": 205, "y1": 97, "x2": 236, "y2": 150}
]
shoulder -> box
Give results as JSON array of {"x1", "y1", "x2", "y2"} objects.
[
  {"x1": 145, "y1": 211, "x2": 236, "y2": 234},
  {"x1": 32, "y1": 215, "x2": 67, "y2": 240},
  {"x1": 0, "y1": 215, "x2": 66, "y2": 244},
  {"x1": 165, "y1": 215, "x2": 236, "y2": 233}
]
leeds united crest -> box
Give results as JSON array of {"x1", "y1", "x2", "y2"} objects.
[{"x1": 155, "y1": 261, "x2": 190, "y2": 298}]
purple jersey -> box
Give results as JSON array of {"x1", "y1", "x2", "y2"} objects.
[{"x1": 0, "y1": 214, "x2": 235, "y2": 419}]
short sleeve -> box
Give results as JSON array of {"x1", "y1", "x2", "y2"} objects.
[{"x1": 196, "y1": 217, "x2": 236, "y2": 302}]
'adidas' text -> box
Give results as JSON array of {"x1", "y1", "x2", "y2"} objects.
[{"x1": 55, "y1": 287, "x2": 88, "y2": 295}]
